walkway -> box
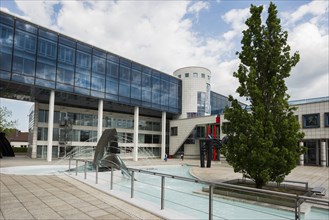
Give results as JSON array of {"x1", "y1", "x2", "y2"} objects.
[{"x1": 0, "y1": 156, "x2": 161, "y2": 220}]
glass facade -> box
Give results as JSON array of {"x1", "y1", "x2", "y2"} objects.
[
  {"x1": 210, "y1": 92, "x2": 231, "y2": 115},
  {"x1": 0, "y1": 12, "x2": 181, "y2": 114}
]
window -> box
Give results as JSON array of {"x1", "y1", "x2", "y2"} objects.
[
  {"x1": 325, "y1": 113, "x2": 329, "y2": 127},
  {"x1": 193, "y1": 72, "x2": 198, "y2": 77},
  {"x1": 208, "y1": 75, "x2": 211, "y2": 80},
  {"x1": 171, "y1": 127, "x2": 178, "y2": 136},
  {"x1": 201, "y1": 73, "x2": 205, "y2": 78},
  {"x1": 185, "y1": 73, "x2": 189, "y2": 78},
  {"x1": 178, "y1": 75, "x2": 181, "y2": 78},
  {"x1": 302, "y1": 114, "x2": 320, "y2": 128}
]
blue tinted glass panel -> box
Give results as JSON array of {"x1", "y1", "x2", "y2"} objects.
[
  {"x1": 14, "y1": 30, "x2": 36, "y2": 53},
  {"x1": 77, "y1": 42, "x2": 92, "y2": 53},
  {"x1": 120, "y1": 66, "x2": 130, "y2": 82},
  {"x1": 131, "y1": 70, "x2": 141, "y2": 85},
  {"x1": 38, "y1": 38, "x2": 57, "y2": 59},
  {"x1": 59, "y1": 35, "x2": 76, "y2": 47},
  {"x1": 57, "y1": 66, "x2": 74, "y2": 85},
  {"x1": 131, "y1": 87, "x2": 141, "y2": 100},
  {"x1": 75, "y1": 87, "x2": 90, "y2": 95},
  {"x1": 106, "y1": 93, "x2": 118, "y2": 101},
  {"x1": 142, "y1": 73, "x2": 151, "y2": 87},
  {"x1": 119, "y1": 82, "x2": 130, "y2": 97},
  {"x1": 56, "y1": 83, "x2": 73, "y2": 92},
  {"x1": 106, "y1": 61, "x2": 118, "y2": 78},
  {"x1": 0, "y1": 52, "x2": 12, "y2": 71},
  {"x1": 120, "y1": 58, "x2": 131, "y2": 67},
  {"x1": 93, "y1": 48, "x2": 106, "y2": 58},
  {"x1": 107, "y1": 53, "x2": 119, "y2": 63},
  {"x1": 76, "y1": 51, "x2": 91, "y2": 69},
  {"x1": 58, "y1": 45, "x2": 75, "y2": 64},
  {"x1": 12, "y1": 73, "x2": 34, "y2": 83},
  {"x1": 142, "y1": 89, "x2": 151, "y2": 102},
  {"x1": 0, "y1": 24, "x2": 13, "y2": 71},
  {"x1": 38, "y1": 28, "x2": 57, "y2": 41},
  {"x1": 35, "y1": 78, "x2": 55, "y2": 89},
  {"x1": 152, "y1": 92, "x2": 161, "y2": 105},
  {"x1": 0, "y1": 14, "x2": 14, "y2": 26},
  {"x1": 92, "y1": 56, "x2": 105, "y2": 74},
  {"x1": 16, "y1": 20, "x2": 37, "y2": 34},
  {"x1": 91, "y1": 74, "x2": 105, "y2": 91},
  {"x1": 132, "y1": 62, "x2": 142, "y2": 71},
  {"x1": 75, "y1": 69, "x2": 91, "y2": 88},
  {"x1": 91, "y1": 90, "x2": 104, "y2": 98},
  {"x1": 12, "y1": 55, "x2": 35, "y2": 76},
  {"x1": 152, "y1": 76, "x2": 160, "y2": 92},
  {"x1": 36, "y1": 62, "x2": 56, "y2": 80},
  {"x1": 0, "y1": 70, "x2": 10, "y2": 79},
  {"x1": 106, "y1": 79, "x2": 118, "y2": 95}
]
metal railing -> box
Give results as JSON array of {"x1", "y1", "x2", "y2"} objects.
[{"x1": 69, "y1": 159, "x2": 329, "y2": 220}]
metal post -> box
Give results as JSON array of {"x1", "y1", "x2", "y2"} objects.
[
  {"x1": 84, "y1": 160, "x2": 87, "y2": 180},
  {"x1": 161, "y1": 176, "x2": 165, "y2": 210},
  {"x1": 131, "y1": 171, "x2": 135, "y2": 198},
  {"x1": 295, "y1": 196, "x2": 300, "y2": 220},
  {"x1": 68, "y1": 157, "x2": 71, "y2": 175},
  {"x1": 75, "y1": 160, "x2": 78, "y2": 176},
  {"x1": 209, "y1": 185, "x2": 213, "y2": 220},
  {"x1": 96, "y1": 164, "x2": 98, "y2": 184},
  {"x1": 110, "y1": 167, "x2": 113, "y2": 190}
]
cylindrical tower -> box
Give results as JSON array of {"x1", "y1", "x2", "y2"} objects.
[{"x1": 173, "y1": 66, "x2": 211, "y2": 119}]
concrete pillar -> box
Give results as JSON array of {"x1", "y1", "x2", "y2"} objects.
[
  {"x1": 133, "y1": 106, "x2": 139, "y2": 161},
  {"x1": 97, "y1": 99, "x2": 103, "y2": 141},
  {"x1": 47, "y1": 90, "x2": 55, "y2": 162},
  {"x1": 320, "y1": 140, "x2": 326, "y2": 167},
  {"x1": 299, "y1": 141, "x2": 304, "y2": 166},
  {"x1": 161, "y1": 112, "x2": 166, "y2": 159},
  {"x1": 31, "y1": 103, "x2": 39, "y2": 158}
]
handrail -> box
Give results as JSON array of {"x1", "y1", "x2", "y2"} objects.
[{"x1": 70, "y1": 159, "x2": 329, "y2": 220}]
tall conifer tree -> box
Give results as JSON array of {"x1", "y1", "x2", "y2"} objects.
[{"x1": 222, "y1": 2, "x2": 304, "y2": 188}]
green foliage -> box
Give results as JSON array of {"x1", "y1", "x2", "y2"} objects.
[
  {"x1": 0, "y1": 106, "x2": 17, "y2": 133},
  {"x1": 12, "y1": 147, "x2": 28, "y2": 153},
  {"x1": 222, "y1": 2, "x2": 305, "y2": 189}
]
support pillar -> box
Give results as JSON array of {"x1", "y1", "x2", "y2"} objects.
[
  {"x1": 299, "y1": 142, "x2": 304, "y2": 166},
  {"x1": 161, "y1": 112, "x2": 166, "y2": 160},
  {"x1": 320, "y1": 140, "x2": 326, "y2": 167},
  {"x1": 97, "y1": 99, "x2": 103, "y2": 141},
  {"x1": 47, "y1": 90, "x2": 55, "y2": 162},
  {"x1": 133, "y1": 106, "x2": 139, "y2": 161}
]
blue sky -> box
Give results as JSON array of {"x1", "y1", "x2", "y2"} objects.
[{"x1": 0, "y1": 0, "x2": 328, "y2": 131}]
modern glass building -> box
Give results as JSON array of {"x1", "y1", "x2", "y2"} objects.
[{"x1": 1, "y1": 11, "x2": 327, "y2": 167}]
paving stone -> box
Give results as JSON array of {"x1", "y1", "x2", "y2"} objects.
[{"x1": 85, "y1": 209, "x2": 109, "y2": 218}]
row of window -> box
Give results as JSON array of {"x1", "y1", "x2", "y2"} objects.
[
  {"x1": 37, "y1": 128, "x2": 161, "y2": 144},
  {"x1": 0, "y1": 12, "x2": 181, "y2": 114},
  {"x1": 38, "y1": 110, "x2": 161, "y2": 131},
  {"x1": 177, "y1": 72, "x2": 211, "y2": 80},
  {"x1": 302, "y1": 113, "x2": 329, "y2": 128}
]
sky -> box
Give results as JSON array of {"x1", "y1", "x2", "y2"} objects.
[{"x1": 0, "y1": 0, "x2": 328, "y2": 132}]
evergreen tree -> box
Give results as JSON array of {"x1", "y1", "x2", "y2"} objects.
[{"x1": 222, "y1": 2, "x2": 304, "y2": 188}]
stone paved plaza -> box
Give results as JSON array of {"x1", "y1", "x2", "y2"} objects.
[{"x1": 0, "y1": 155, "x2": 328, "y2": 219}]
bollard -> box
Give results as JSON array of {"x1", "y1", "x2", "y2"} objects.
[
  {"x1": 76, "y1": 160, "x2": 78, "y2": 176},
  {"x1": 131, "y1": 171, "x2": 135, "y2": 198},
  {"x1": 110, "y1": 167, "x2": 113, "y2": 190},
  {"x1": 209, "y1": 185, "x2": 213, "y2": 220},
  {"x1": 68, "y1": 157, "x2": 71, "y2": 175},
  {"x1": 84, "y1": 160, "x2": 87, "y2": 180},
  {"x1": 96, "y1": 164, "x2": 98, "y2": 184},
  {"x1": 161, "y1": 176, "x2": 165, "y2": 210}
]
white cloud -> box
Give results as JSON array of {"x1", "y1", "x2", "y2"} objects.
[
  {"x1": 15, "y1": 0, "x2": 60, "y2": 28},
  {"x1": 284, "y1": 1, "x2": 328, "y2": 25}
]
